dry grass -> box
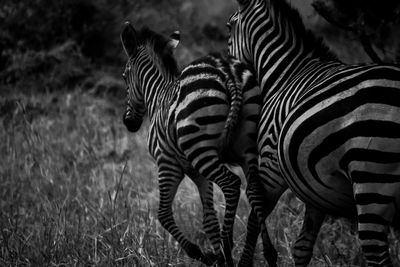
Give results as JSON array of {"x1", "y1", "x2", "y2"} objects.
[{"x1": 1, "y1": 88, "x2": 399, "y2": 266}]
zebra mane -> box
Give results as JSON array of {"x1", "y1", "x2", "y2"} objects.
[
  {"x1": 137, "y1": 27, "x2": 179, "y2": 78},
  {"x1": 268, "y1": 0, "x2": 338, "y2": 61}
]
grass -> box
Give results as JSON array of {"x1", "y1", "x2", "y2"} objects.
[{"x1": 1, "y1": 84, "x2": 399, "y2": 266}]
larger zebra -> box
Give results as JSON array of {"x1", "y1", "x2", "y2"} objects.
[
  {"x1": 227, "y1": 0, "x2": 400, "y2": 266},
  {"x1": 120, "y1": 22, "x2": 260, "y2": 266}
]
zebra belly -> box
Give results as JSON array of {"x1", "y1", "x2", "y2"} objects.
[{"x1": 278, "y1": 80, "x2": 400, "y2": 217}]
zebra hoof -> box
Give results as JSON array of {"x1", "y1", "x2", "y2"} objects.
[
  {"x1": 203, "y1": 252, "x2": 218, "y2": 266},
  {"x1": 264, "y1": 249, "x2": 278, "y2": 267},
  {"x1": 216, "y1": 255, "x2": 226, "y2": 267},
  {"x1": 238, "y1": 257, "x2": 253, "y2": 267},
  {"x1": 221, "y1": 241, "x2": 234, "y2": 267},
  {"x1": 214, "y1": 253, "x2": 235, "y2": 267},
  {"x1": 185, "y1": 243, "x2": 208, "y2": 264}
]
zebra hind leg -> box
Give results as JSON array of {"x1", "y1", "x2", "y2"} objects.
[
  {"x1": 242, "y1": 174, "x2": 279, "y2": 267},
  {"x1": 157, "y1": 169, "x2": 213, "y2": 265},
  {"x1": 238, "y1": 208, "x2": 260, "y2": 267},
  {"x1": 357, "y1": 211, "x2": 393, "y2": 267},
  {"x1": 355, "y1": 184, "x2": 398, "y2": 267},
  {"x1": 219, "y1": 174, "x2": 241, "y2": 267},
  {"x1": 292, "y1": 205, "x2": 325, "y2": 267},
  {"x1": 201, "y1": 162, "x2": 241, "y2": 267},
  {"x1": 189, "y1": 172, "x2": 221, "y2": 265}
]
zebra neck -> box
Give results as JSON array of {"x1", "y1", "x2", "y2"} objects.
[
  {"x1": 257, "y1": 51, "x2": 317, "y2": 101},
  {"x1": 255, "y1": 0, "x2": 337, "y2": 100},
  {"x1": 144, "y1": 79, "x2": 175, "y2": 120},
  {"x1": 280, "y1": 60, "x2": 343, "y2": 109}
]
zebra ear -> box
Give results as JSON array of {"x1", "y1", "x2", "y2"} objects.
[
  {"x1": 121, "y1": 21, "x2": 138, "y2": 58},
  {"x1": 167, "y1": 31, "x2": 180, "y2": 50}
]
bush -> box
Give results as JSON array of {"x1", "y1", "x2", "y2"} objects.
[
  {"x1": 1, "y1": 41, "x2": 89, "y2": 91},
  {"x1": 0, "y1": 0, "x2": 117, "y2": 67}
]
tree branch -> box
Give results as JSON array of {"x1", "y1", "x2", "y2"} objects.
[
  {"x1": 311, "y1": 1, "x2": 354, "y2": 31},
  {"x1": 312, "y1": 0, "x2": 383, "y2": 63},
  {"x1": 359, "y1": 34, "x2": 383, "y2": 63}
]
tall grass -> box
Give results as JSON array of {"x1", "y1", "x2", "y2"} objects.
[{"x1": 1, "y1": 88, "x2": 399, "y2": 266}]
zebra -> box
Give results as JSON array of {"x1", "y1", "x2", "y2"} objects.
[
  {"x1": 227, "y1": 0, "x2": 400, "y2": 266},
  {"x1": 120, "y1": 22, "x2": 261, "y2": 266}
]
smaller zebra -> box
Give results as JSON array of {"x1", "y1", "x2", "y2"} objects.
[{"x1": 120, "y1": 22, "x2": 260, "y2": 266}]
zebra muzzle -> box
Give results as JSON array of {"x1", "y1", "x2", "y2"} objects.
[{"x1": 123, "y1": 110, "x2": 143, "y2": 132}]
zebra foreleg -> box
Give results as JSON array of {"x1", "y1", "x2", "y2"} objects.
[{"x1": 292, "y1": 205, "x2": 325, "y2": 267}]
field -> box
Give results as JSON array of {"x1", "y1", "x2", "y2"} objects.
[
  {"x1": 1, "y1": 0, "x2": 400, "y2": 266},
  {"x1": 1, "y1": 78, "x2": 399, "y2": 266}
]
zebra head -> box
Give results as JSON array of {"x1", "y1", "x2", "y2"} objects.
[
  {"x1": 120, "y1": 22, "x2": 180, "y2": 132},
  {"x1": 121, "y1": 22, "x2": 145, "y2": 132},
  {"x1": 226, "y1": 0, "x2": 260, "y2": 65},
  {"x1": 227, "y1": 0, "x2": 299, "y2": 65}
]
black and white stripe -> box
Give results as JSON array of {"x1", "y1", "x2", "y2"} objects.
[
  {"x1": 121, "y1": 22, "x2": 260, "y2": 266},
  {"x1": 227, "y1": 0, "x2": 400, "y2": 266}
]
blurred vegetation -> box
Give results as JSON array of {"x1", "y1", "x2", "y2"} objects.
[
  {"x1": 1, "y1": 0, "x2": 399, "y2": 92},
  {"x1": 1, "y1": 0, "x2": 400, "y2": 266}
]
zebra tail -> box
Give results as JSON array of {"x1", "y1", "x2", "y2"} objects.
[{"x1": 218, "y1": 70, "x2": 243, "y2": 163}]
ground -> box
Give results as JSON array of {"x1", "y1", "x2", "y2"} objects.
[{"x1": 2, "y1": 79, "x2": 399, "y2": 266}]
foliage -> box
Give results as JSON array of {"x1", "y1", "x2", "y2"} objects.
[
  {"x1": 1, "y1": 41, "x2": 89, "y2": 92},
  {"x1": 312, "y1": 0, "x2": 400, "y2": 63},
  {"x1": 0, "y1": 0, "x2": 116, "y2": 60},
  {"x1": 0, "y1": 0, "x2": 233, "y2": 90},
  {"x1": 0, "y1": 0, "x2": 121, "y2": 90}
]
